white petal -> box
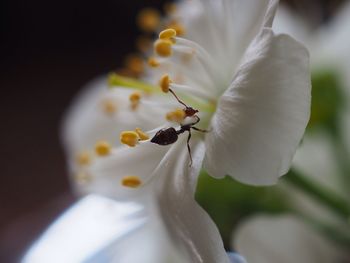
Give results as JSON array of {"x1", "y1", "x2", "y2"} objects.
[
  {"x1": 171, "y1": 0, "x2": 279, "y2": 91},
  {"x1": 233, "y1": 215, "x2": 345, "y2": 263},
  {"x1": 274, "y1": 5, "x2": 311, "y2": 43},
  {"x1": 205, "y1": 28, "x2": 311, "y2": 185},
  {"x1": 23, "y1": 195, "x2": 186, "y2": 263},
  {"x1": 156, "y1": 137, "x2": 231, "y2": 263},
  {"x1": 22, "y1": 195, "x2": 146, "y2": 263},
  {"x1": 223, "y1": 0, "x2": 279, "y2": 75},
  {"x1": 62, "y1": 76, "x2": 164, "y2": 158},
  {"x1": 61, "y1": 76, "x2": 167, "y2": 194},
  {"x1": 83, "y1": 142, "x2": 171, "y2": 200}
]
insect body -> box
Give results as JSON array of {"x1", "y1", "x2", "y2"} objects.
[
  {"x1": 150, "y1": 112, "x2": 206, "y2": 166},
  {"x1": 151, "y1": 127, "x2": 178, "y2": 145},
  {"x1": 151, "y1": 87, "x2": 208, "y2": 166}
]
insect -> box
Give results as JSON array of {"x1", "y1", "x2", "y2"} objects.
[{"x1": 150, "y1": 88, "x2": 208, "y2": 166}]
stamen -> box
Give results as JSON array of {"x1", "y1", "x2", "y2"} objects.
[
  {"x1": 120, "y1": 131, "x2": 139, "y2": 147},
  {"x1": 154, "y1": 39, "x2": 173, "y2": 57},
  {"x1": 159, "y1": 28, "x2": 177, "y2": 40},
  {"x1": 129, "y1": 92, "x2": 141, "y2": 110},
  {"x1": 159, "y1": 74, "x2": 171, "y2": 93},
  {"x1": 148, "y1": 57, "x2": 160, "y2": 68},
  {"x1": 95, "y1": 141, "x2": 111, "y2": 156},
  {"x1": 170, "y1": 83, "x2": 215, "y2": 101},
  {"x1": 102, "y1": 99, "x2": 117, "y2": 115},
  {"x1": 76, "y1": 151, "x2": 91, "y2": 166},
  {"x1": 121, "y1": 176, "x2": 142, "y2": 188},
  {"x1": 137, "y1": 8, "x2": 160, "y2": 32},
  {"x1": 135, "y1": 128, "x2": 149, "y2": 141},
  {"x1": 166, "y1": 109, "x2": 185, "y2": 123}
]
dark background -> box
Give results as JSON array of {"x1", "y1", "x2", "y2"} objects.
[{"x1": 0, "y1": 0, "x2": 345, "y2": 262}]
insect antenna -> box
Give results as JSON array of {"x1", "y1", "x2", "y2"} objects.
[{"x1": 169, "y1": 89, "x2": 188, "y2": 108}]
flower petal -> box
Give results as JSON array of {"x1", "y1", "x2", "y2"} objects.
[
  {"x1": 156, "y1": 137, "x2": 231, "y2": 263},
  {"x1": 227, "y1": 252, "x2": 247, "y2": 263},
  {"x1": 205, "y1": 28, "x2": 311, "y2": 185},
  {"x1": 83, "y1": 142, "x2": 171, "y2": 200},
  {"x1": 23, "y1": 195, "x2": 186, "y2": 263},
  {"x1": 62, "y1": 76, "x2": 164, "y2": 158},
  {"x1": 22, "y1": 195, "x2": 146, "y2": 263},
  {"x1": 233, "y1": 215, "x2": 345, "y2": 263}
]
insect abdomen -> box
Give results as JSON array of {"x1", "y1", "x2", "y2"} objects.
[{"x1": 150, "y1": 127, "x2": 178, "y2": 145}]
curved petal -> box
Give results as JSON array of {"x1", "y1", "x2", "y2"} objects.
[
  {"x1": 156, "y1": 137, "x2": 231, "y2": 263},
  {"x1": 205, "y1": 28, "x2": 311, "y2": 185},
  {"x1": 233, "y1": 215, "x2": 345, "y2": 263},
  {"x1": 82, "y1": 142, "x2": 171, "y2": 200}
]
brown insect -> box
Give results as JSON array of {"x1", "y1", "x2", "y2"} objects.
[{"x1": 150, "y1": 88, "x2": 208, "y2": 166}]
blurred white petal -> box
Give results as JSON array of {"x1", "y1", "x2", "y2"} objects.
[
  {"x1": 23, "y1": 195, "x2": 146, "y2": 263},
  {"x1": 234, "y1": 215, "x2": 345, "y2": 263}
]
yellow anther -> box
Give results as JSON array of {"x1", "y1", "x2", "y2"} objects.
[
  {"x1": 76, "y1": 151, "x2": 91, "y2": 166},
  {"x1": 102, "y1": 99, "x2": 117, "y2": 115},
  {"x1": 121, "y1": 176, "x2": 142, "y2": 188},
  {"x1": 166, "y1": 109, "x2": 186, "y2": 123},
  {"x1": 120, "y1": 131, "x2": 139, "y2": 147},
  {"x1": 135, "y1": 128, "x2": 149, "y2": 141},
  {"x1": 125, "y1": 54, "x2": 144, "y2": 75},
  {"x1": 159, "y1": 28, "x2": 177, "y2": 40},
  {"x1": 148, "y1": 57, "x2": 160, "y2": 68},
  {"x1": 129, "y1": 92, "x2": 142, "y2": 110},
  {"x1": 129, "y1": 92, "x2": 141, "y2": 102},
  {"x1": 154, "y1": 39, "x2": 173, "y2": 57},
  {"x1": 167, "y1": 21, "x2": 186, "y2": 36},
  {"x1": 95, "y1": 141, "x2": 111, "y2": 156},
  {"x1": 137, "y1": 8, "x2": 161, "y2": 32},
  {"x1": 159, "y1": 74, "x2": 172, "y2": 93}
]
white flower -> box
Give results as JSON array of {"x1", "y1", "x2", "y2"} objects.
[
  {"x1": 60, "y1": 0, "x2": 310, "y2": 262},
  {"x1": 233, "y1": 215, "x2": 348, "y2": 263}
]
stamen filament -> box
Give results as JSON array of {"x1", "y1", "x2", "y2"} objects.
[{"x1": 170, "y1": 83, "x2": 216, "y2": 101}]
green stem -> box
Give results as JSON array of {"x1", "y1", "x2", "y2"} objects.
[
  {"x1": 285, "y1": 169, "x2": 350, "y2": 221},
  {"x1": 330, "y1": 128, "x2": 350, "y2": 195}
]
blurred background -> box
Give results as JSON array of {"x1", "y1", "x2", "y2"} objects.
[{"x1": 0, "y1": 0, "x2": 348, "y2": 262}]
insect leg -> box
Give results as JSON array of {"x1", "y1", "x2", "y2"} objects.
[
  {"x1": 192, "y1": 126, "x2": 210, "y2": 133},
  {"x1": 186, "y1": 130, "x2": 193, "y2": 166}
]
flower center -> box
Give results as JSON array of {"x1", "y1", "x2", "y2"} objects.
[{"x1": 74, "y1": 28, "x2": 221, "y2": 189}]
